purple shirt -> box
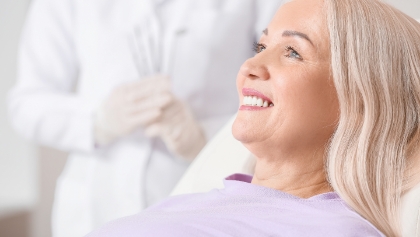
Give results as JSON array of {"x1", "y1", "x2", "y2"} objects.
[{"x1": 86, "y1": 174, "x2": 384, "y2": 237}]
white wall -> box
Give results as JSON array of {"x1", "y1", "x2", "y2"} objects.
[
  {"x1": 0, "y1": 0, "x2": 36, "y2": 217},
  {"x1": 386, "y1": 0, "x2": 420, "y2": 19}
]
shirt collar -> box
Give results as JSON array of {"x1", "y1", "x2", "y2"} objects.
[{"x1": 223, "y1": 173, "x2": 340, "y2": 201}]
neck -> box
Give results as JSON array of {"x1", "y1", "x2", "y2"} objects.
[{"x1": 251, "y1": 151, "x2": 332, "y2": 198}]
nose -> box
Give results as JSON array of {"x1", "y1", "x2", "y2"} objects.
[{"x1": 239, "y1": 56, "x2": 270, "y2": 81}]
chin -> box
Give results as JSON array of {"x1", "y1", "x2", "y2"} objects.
[
  {"x1": 232, "y1": 116, "x2": 267, "y2": 160},
  {"x1": 232, "y1": 113, "x2": 256, "y2": 144}
]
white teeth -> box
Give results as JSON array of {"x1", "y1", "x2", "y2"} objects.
[
  {"x1": 243, "y1": 96, "x2": 249, "y2": 105},
  {"x1": 244, "y1": 96, "x2": 249, "y2": 105},
  {"x1": 257, "y1": 98, "x2": 263, "y2": 107},
  {"x1": 242, "y1": 96, "x2": 272, "y2": 107},
  {"x1": 252, "y1": 96, "x2": 257, "y2": 106}
]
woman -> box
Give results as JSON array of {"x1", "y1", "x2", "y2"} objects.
[{"x1": 87, "y1": 0, "x2": 420, "y2": 236}]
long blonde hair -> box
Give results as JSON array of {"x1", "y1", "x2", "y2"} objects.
[{"x1": 325, "y1": 0, "x2": 420, "y2": 236}]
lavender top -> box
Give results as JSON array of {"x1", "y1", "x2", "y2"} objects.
[{"x1": 86, "y1": 174, "x2": 384, "y2": 237}]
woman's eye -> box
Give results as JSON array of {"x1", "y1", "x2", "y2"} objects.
[
  {"x1": 285, "y1": 46, "x2": 302, "y2": 60},
  {"x1": 253, "y1": 42, "x2": 266, "y2": 54}
]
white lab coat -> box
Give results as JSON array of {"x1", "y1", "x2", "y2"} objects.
[{"x1": 8, "y1": 0, "x2": 283, "y2": 236}]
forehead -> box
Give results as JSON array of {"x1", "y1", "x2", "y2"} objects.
[{"x1": 268, "y1": 0, "x2": 328, "y2": 49}]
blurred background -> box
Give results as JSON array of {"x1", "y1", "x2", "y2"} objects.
[{"x1": 0, "y1": 0, "x2": 419, "y2": 237}]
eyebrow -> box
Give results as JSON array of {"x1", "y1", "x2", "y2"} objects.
[{"x1": 282, "y1": 30, "x2": 314, "y2": 45}]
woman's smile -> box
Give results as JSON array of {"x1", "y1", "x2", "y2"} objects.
[{"x1": 240, "y1": 88, "x2": 274, "y2": 110}]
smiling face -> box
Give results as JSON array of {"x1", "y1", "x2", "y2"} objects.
[{"x1": 232, "y1": 0, "x2": 339, "y2": 161}]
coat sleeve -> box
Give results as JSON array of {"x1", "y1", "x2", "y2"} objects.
[{"x1": 7, "y1": 0, "x2": 95, "y2": 153}]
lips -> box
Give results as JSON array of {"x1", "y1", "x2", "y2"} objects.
[{"x1": 242, "y1": 88, "x2": 273, "y2": 104}]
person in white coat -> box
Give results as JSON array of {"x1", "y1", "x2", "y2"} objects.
[{"x1": 8, "y1": 0, "x2": 283, "y2": 236}]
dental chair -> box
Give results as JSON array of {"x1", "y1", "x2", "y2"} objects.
[{"x1": 171, "y1": 116, "x2": 420, "y2": 237}]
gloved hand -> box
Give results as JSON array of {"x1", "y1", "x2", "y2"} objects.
[
  {"x1": 94, "y1": 76, "x2": 172, "y2": 146},
  {"x1": 145, "y1": 97, "x2": 207, "y2": 161}
]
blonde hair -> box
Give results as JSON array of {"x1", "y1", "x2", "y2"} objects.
[{"x1": 324, "y1": 0, "x2": 420, "y2": 236}]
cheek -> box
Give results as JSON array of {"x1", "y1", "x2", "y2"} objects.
[
  {"x1": 275, "y1": 67, "x2": 338, "y2": 137},
  {"x1": 302, "y1": 73, "x2": 339, "y2": 125}
]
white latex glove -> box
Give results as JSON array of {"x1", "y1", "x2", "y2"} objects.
[
  {"x1": 94, "y1": 76, "x2": 172, "y2": 146},
  {"x1": 145, "y1": 98, "x2": 207, "y2": 161}
]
